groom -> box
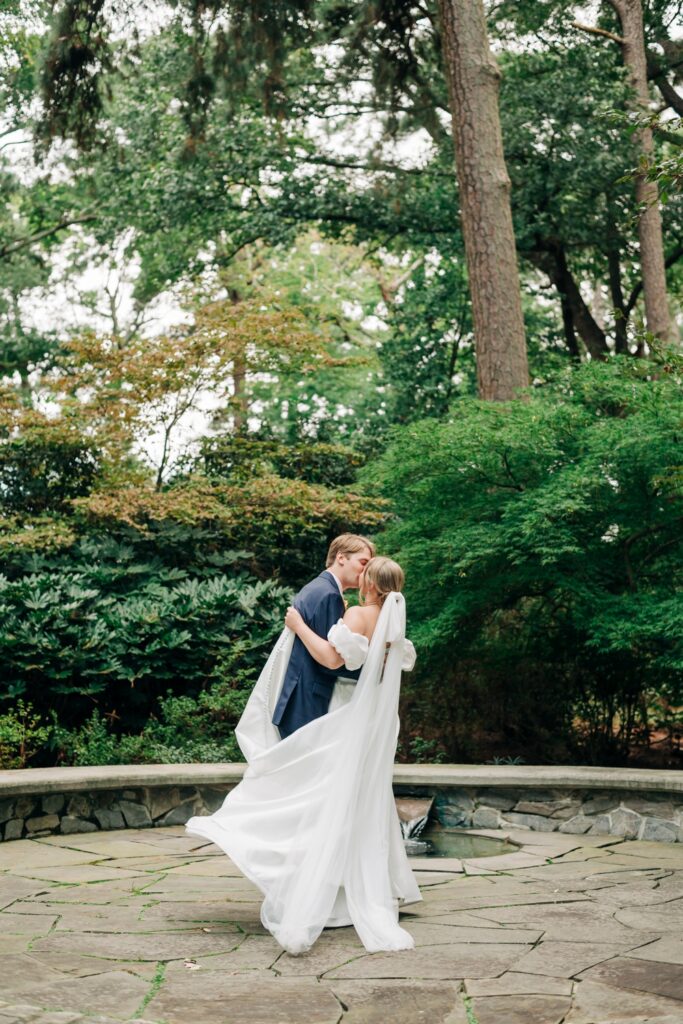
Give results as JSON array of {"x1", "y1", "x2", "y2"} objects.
[{"x1": 273, "y1": 533, "x2": 375, "y2": 739}]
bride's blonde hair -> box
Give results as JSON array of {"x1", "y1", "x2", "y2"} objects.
[{"x1": 361, "y1": 556, "x2": 405, "y2": 606}]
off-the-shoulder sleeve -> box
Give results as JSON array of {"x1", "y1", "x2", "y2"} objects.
[
  {"x1": 402, "y1": 639, "x2": 417, "y2": 671},
  {"x1": 327, "y1": 619, "x2": 369, "y2": 671}
]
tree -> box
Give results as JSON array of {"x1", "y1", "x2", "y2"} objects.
[
  {"x1": 438, "y1": 0, "x2": 529, "y2": 399},
  {"x1": 36, "y1": 0, "x2": 531, "y2": 401},
  {"x1": 606, "y1": 0, "x2": 673, "y2": 341},
  {"x1": 59, "y1": 298, "x2": 328, "y2": 487},
  {"x1": 0, "y1": 8, "x2": 97, "y2": 400},
  {"x1": 494, "y1": 1, "x2": 682, "y2": 356},
  {"x1": 13, "y1": 0, "x2": 683, "y2": 406}
]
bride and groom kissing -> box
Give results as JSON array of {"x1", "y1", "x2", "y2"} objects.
[
  {"x1": 276, "y1": 533, "x2": 415, "y2": 738},
  {"x1": 187, "y1": 533, "x2": 421, "y2": 956}
]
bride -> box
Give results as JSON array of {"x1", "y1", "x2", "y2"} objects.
[{"x1": 186, "y1": 556, "x2": 421, "y2": 955}]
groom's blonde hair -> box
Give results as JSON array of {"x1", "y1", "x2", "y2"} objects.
[{"x1": 326, "y1": 533, "x2": 376, "y2": 566}]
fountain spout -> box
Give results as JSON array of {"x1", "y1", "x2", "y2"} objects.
[{"x1": 395, "y1": 797, "x2": 434, "y2": 840}]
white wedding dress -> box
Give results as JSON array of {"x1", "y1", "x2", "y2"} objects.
[{"x1": 186, "y1": 592, "x2": 421, "y2": 955}]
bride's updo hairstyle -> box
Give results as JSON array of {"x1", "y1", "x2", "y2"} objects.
[{"x1": 361, "y1": 556, "x2": 405, "y2": 606}]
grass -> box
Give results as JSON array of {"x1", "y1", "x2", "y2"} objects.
[
  {"x1": 131, "y1": 960, "x2": 167, "y2": 1020},
  {"x1": 463, "y1": 992, "x2": 480, "y2": 1024}
]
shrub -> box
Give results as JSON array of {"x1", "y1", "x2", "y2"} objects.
[
  {"x1": 0, "y1": 701, "x2": 51, "y2": 769},
  {"x1": 0, "y1": 409, "x2": 101, "y2": 515},
  {"x1": 73, "y1": 474, "x2": 388, "y2": 588},
  {"x1": 372, "y1": 356, "x2": 683, "y2": 765},
  {"x1": 52, "y1": 681, "x2": 248, "y2": 765},
  {"x1": 197, "y1": 435, "x2": 364, "y2": 487},
  {"x1": 0, "y1": 420, "x2": 386, "y2": 763},
  {"x1": 0, "y1": 539, "x2": 291, "y2": 743}
]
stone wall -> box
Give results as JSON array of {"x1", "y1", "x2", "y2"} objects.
[
  {"x1": 0, "y1": 785, "x2": 234, "y2": 842},
  {"x1": 425, "y1": 787, "x2": 683, "y2": 843},
  {"x1": 2, "y1": 763, "x2": 682, "y2": 842}
]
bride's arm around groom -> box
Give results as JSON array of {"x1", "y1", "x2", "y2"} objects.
[{"x1": 271, "y1": 533, "x2": 375, "y2": 739}]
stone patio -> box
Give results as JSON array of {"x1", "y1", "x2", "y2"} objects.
[{"x1": 0, "y1": 827, "x2": 682, "y2": 1024}]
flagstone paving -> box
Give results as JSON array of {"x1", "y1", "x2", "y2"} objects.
[{"x1": 0, "y1": 828, "x2": 682, "y2": 1023}]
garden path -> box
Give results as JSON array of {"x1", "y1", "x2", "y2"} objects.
[{"x1": 0, "y1": 827, "x2": 682, "y2": 1024}]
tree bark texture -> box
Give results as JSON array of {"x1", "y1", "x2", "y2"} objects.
[
  {"x1": 608, "y1": 0, "x2": 672, "y2": 341},
  {"x1": 438, "y1": 0, "x2": 529, "y2": 400}
]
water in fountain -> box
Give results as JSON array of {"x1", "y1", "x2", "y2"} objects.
[{"x1": 395, "y1": 796, "x2": 519, "y2": 859}]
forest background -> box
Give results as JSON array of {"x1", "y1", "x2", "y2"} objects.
[{"x1": 0, "y1": 0, "x2": 682, "y2": 771}]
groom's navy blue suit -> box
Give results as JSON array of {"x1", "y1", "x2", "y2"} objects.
[{"x1": 273, "y1": 570, "x2": 359, "y2": 739}]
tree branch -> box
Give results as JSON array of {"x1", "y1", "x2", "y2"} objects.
[
  {"x1": 501, "y1": 451, "x2": 524, "y2": 492},
  {"x1": 376, "y1": 254, "x2": 426, "y2": 304},
  {"x1": 573, "y1": 20, "x2": 683, "y2": 116},
  {"x1": 300, "y1": 154, "x2": 444, "y2": 177},
  {"x1": 571, "y1": 21, "x2": 625, "y2": 46},
  {"x1": 526, "y1": 243, "x2": 609, "y2": 359},
  {"x1": 649, "y1": 64, "x2": 683, "y2": 116},
  {"x1": 0, "y1": 213, "x2": 96, "y2": 260},
  {"x1": 653, "y1": 123, "x2": 683, "y2": 147},
  {"x1": 0, "y1": 138, "x2": 31, "y2": 153}
]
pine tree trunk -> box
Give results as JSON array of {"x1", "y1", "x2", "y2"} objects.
[
  {"x1": 438, "y1": 0, "x2": 529, "y2": 400},
  {"x1": 608, "y1": 0, "x2": 672, "y2": 341}
]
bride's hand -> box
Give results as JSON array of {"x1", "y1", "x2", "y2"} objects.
[{"x1": 285, "y1": 606, "x2": 304, "y2": 634}]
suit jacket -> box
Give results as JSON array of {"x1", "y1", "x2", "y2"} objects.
[{"x1": 273, "y1": 570, "x2": 359, "y2": 738}]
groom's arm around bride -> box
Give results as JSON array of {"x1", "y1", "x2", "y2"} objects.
[{"x1": 271, "y1": 533, "x2": 375, "y2": 739}]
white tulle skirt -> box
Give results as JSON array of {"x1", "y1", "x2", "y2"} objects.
[{"x1": 186, "y1": 594, "x2": 421, "y2": 955}]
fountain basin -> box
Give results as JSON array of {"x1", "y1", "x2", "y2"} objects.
[{"x1": 405, "y1": 825, "x2": 518, "y2": 859}]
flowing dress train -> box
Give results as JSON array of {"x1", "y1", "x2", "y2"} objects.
[{"x1": 186, "y1": 592, "x2": 421, "y2": 954}]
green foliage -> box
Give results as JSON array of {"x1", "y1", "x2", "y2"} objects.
[
  {"x1": 38, "y1": 0, "x2": 112, "y2": 150},
  {"x1": 0, "y1": 430, "x2": 100, "y2": 514},
  {"x1": 212, "y1": 234, "x2": 386, "y2": 444},
  {"x1": 1, "y1": 0, "x2": 683, "y2": 772},
  {"x1": 378, "y1": 254, "x2": 476, "y2": 423},
  {"x1": 0, "y1": 700, "x2": 51, "y2": 769},
  {"x1": 618, "y1": 114, "x2": 683, "y2": 205},
  {"x1": 52, "y1": 683, "x2": 247, "y2": 766},
  {"x1": 197, "y1": 434, "x2": 364, "y2": 487},
  {"x1": 0, "y1": 539, "x2": 291, "y2": 741},
  {"x1": 501, "y1": 43, "x2": 633, "y2": 258},
  {"x1": 73, "y1": 473, "x2": 387, "y2": 589},
  {"x1": 373, "y1": 356, "x2": 683, "y2": 764},
  {"x1": 404, "y1": 735, "x2": 447, "y2": 765},
  {"x1": 0, "y1": 293, "x2": 386, "y2": 769}
]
